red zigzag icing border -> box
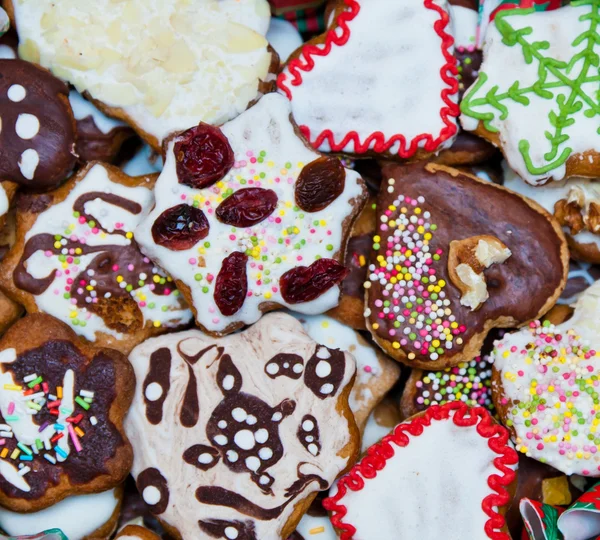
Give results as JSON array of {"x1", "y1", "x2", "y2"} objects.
[
  {"x1": 277, "y1": 0, "x2": 460, "y2": 158},
  {"x1": 323, "y1": 401, "x2": 518, "y2": 540}
]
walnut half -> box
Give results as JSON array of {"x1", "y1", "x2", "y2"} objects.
[{"x1": 448, "y1": 235, "x2": 511, "y2": 311}]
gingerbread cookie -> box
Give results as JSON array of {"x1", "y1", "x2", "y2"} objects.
[
  {"x1": 277, "y1": 0, "x2": 459, "y2": 159},
  {"x1": 115, "y1": 525, "x2": 160, "y2": 540},
  {"x1": 324, "y1": 402, "x2": 518, "y2": 540},
  {"x1": 364, "y1": 162, "x2": 568, "y2": 369},
  {"x1": 125, "y1": 312, "x2": 359, "y2": 539},
  {"x1": 0, "y1": 162, "x2": 192, "y2": 352},
  {"x1": 291, "y1": 313, "x2": 400, "y2": 432},
  {"x1": 492, "y1": 279, "x2": 600, "y2": 476},
  {"x1": 7, "y1": 0, "x2": 277, "y2": 151},
  {"x1": 400, "y1": 354, "x2": 495, "y2": 420},
  {"x1": 326, "y1": 197, "x2": 375, "y2": 330},
  {"x1": 0, "y1": 59, "x2": 76, "y2": 192},
  {"x1": 504, "y1": 163, "x2": 600, "y2": 264},
  {"x1": 461, "y1": 3, "x2": 600, "y2": 184},
  {"x1": 69, "y1": 92, "x2": 134, "y2": 165},
  {"x1": 135, "y1": 93, "x2": 367, "y2": 336},
  {"x1": 0, "y1": 314, "x2": 133, "y2": 512},
  {"x1": 0, "y1": 487, "x2": 123, "y2": 540}
]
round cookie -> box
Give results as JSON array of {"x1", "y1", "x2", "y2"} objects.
[
  {"x1": 364, "y1": 162, "x2": 569, "y2": 369},
  {"x1": 400, "y1": 354, "x2": 495, "y2": 420},
  {"x1": 0, "y1": 487, "x2": 123, "y2": 540},
  {"x1": 134, "y1": 92, "x2": 367, "y2": 336},
  {"x1": 0, "y1": 314, "x2": 134, "y2": 512},
  {"x1": 492, "y1": 279, "x2": 600, "y2": 476},
  {"x1": 69, "y1": 91, "x2": 134, "y2": 165},
  {"x1": 267, "y1": 18, "x2": 303, "y2": 64},
  {"x1": 6, "y1": 0, "x2": 278, "y2": 151},
  {"x1": 290, "y1": 313, "x2": 400, "y2": 433},
  {"x1": 125, "y1": 312, "x2": 359, "y2": 540},
  {"x1": 0, "y1": 59, "x2": 77, "y2": 192},
  {"x1": 0, "y1": 162, "x2": 192, "y2": 353},
  {"x1": 461, "y1": 4, "x2": 600, "y2": 184},
  {"x1": 277, "y1": 0, "x2": 460, "y2": 160},
  {"x1": 324, "y1": 402, "x2": 518, "y2": 540}
]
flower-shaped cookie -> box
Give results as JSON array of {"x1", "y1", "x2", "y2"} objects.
[{"x1": 135, "y1": 93, "x2": 366, "y2": 335}]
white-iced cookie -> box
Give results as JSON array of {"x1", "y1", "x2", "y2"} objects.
[
  {"x1": 134, "y1": 93, "x2": 367, "y2": 336},
  {"x1": 267, "y1": 18, "x2": 303, "y2": 63},
  {"x1": 277, "y1": 0, "x2": 459, "y2": 159},
  {"x1": 125, "y1": 312, "x2": 359, "y2": 540},
  {"x1": 8, "y1": 0, "x2": 276, "y2": 149}
]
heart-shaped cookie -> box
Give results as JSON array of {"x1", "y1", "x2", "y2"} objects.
[
  {"x1": 364, "y1": 162, "x2": 569, "y2": 369},
  {"x1": 125, "y1": 312, "x2": 359, "y2": 540},
  {"x1": 324, "y1": 401, "x2": 518, "y2": 540},
  {"x1": 277, "y1": 0, "x2": 459, "y2": 159}
]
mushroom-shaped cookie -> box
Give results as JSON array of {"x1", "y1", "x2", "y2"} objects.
[
  {"x1": 0, "y1": 314, "x2": 134, "y2": 513},
  {"x1": 364, "y1": 162, "x2": 569, "y2": 369},
  {"x1": 125, "y1": 312, "x2": 359, "y2": 540}
]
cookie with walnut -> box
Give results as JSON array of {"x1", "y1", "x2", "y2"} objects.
[
  {"x1": 135, "y1": 93, "x2": 367, "y2": 336},
  {"x1": 6, "y1": 0, "x2": 278, "y2": 152},
  {"x1": 365, "y1": 162, "x2": 569, "y2": 369},
  {"x1": 0, "y1": 162, "x2": 192, "y2": 353},
  {"x1": 0, "y1": 314, "x2": 134, "y2": 513},
  {"x1": 125, "y1": 312, "x2": 359, "y2": 540}
]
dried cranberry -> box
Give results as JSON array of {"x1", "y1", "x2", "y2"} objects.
[
  {"x1": 216, "y1": 188, "x2": 278, "y2": 227},
  {"x1": 280, "y1": 258, "x2": 348, "y2": 304},
  {"x1": 295, "y1": 157, "x2": 345, "y2": 213},
  {"x1": 174, "y1": 123, "x2": 234, "y2": 189},
  {"x1": 152, "y1": 204, "x2": 209, "y2": 251},
  {"x1": 214, "y1": 251, "x2": 248, "y2": 316}
]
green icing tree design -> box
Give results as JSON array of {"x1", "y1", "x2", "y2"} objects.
[{"x1": 461, "y1": 1, "x2": 600, "y2": 176}]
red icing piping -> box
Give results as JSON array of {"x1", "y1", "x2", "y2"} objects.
[
  {"x1": 276, "y1": 0, "x2": 460, "y2": 158},
  {"x1": 323, "y1": 401, "x2": 518, "y2": 540}
]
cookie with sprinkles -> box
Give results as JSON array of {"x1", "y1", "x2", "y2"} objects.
[
  {"x1": 277, "y1": 0, "x2": 459, "y2": 160},
  {"x1": 134, "y1": 92, "x2": 367, "y2": 336},
  {"x1": 324, "y1": 401, "x2": 518, "y2": 540},
  {"x1": 400, "y1": 354, "x2": 495, "y2": 420},
  {"x1": 460, "y1": 2, "x2": 600, "y2": 185},
  {"x1": 492, "y1": 279, "x2": 600, "y2": 476},
  {"x1": 125, "y1": 312, "x2": 359, "y2": 540},
  {"x1": 0, "y1": 59, "x2": 77, "y2": 192},
  {"x1": 0, "y1": 162, "x2": 192, "y2": 353},
  {"x1": 365, "y1": 162, "x2": 569, "y2": 369},
  {"x1": 0, "y1": 314, "x2": 134, "y2": 512}
]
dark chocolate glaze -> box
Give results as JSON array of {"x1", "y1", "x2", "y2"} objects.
[
  {"x1": 16, "y1": 193, "x2": 52, "y2": 214},
  {"x1": 0, "y1": 59, "x2": 76, "y2": 191},
  {"x1": 0, "y1": 340, "x2": 123, "y2": 500},
  {"x1": 75, "y1": 115, "x2": 134, "y2": 164},
  {"x1": 370, "y1": 163, "x2": 565, "y2": 364},
  {"x1": 264, "y1": 353, "x2": 304, "y2": 380},
  {"x1": 137, "y1": 467, "x2": 169, "y2": 515},
  {"x1": 287, "y1": 533, "x2": 305, "y2": 540},
  {"x1": 143, "y1": 348, "x2": 172, "y2": 425},
  {"x1": 297, "y1": 414, "x2": 321, "y2": 456},
  {"x1": 341, "y1": 234, "x2": 372, "y2": 299},
  {"x1": 304, "y1": 346, "x2": 346, "y2": 400},
  {"x1": 198, "y1": 518, "x2": 257, "y2": 540},
  {"x1": 183, "y1": 445, "x2": 220, "y2": 471}
]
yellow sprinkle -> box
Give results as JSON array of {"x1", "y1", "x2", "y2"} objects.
[
  {"x1": 264, "y1": 292, "x2": 272, "y2": 300},
  {"x1": 69, "y1": 311, "x2": 77, "y2": 319},
  {"x1": 153, "y1": 276, "x2": 161, "y2": 283},
  {"x1": 116, "y1": 275, "x2": 124, "y2": 283},
  {"x1": 392, "y1": 342, "x2": 400, "y2": 349},
  {"x1": 10, "y1": 448, "x2": 19, "y2": 460},
  {"x1": 0, "y1": 448, "x2": 7, "y2": 458},
  {"x1": 3, "y1": 384, "x2": 21, "y2": 391},
  {"x1": 57, "y1": 387, "x2": 63, "y2": 399},
  {"x1": 153, "y1": 321, "x2": 161, "y2": 328},
  {"x1": 309, "y1": 527, "x2": 326, "y2": 535},
  {"x1": 438, "y1": 280, "x2": 446, "y2": 287},
  {"x1": 372, "y1": 323, "x2": 379, "y2": 330},
  {"x1": 424, "y1": 233, "x2": 432, "y2": 240},
  {"x1": 125, "y1": 232, "x2": 133, "y2": 239}
]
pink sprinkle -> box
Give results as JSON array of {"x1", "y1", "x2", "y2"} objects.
[
  {"x1": 7, "y1": 402, "x2": 14, "y2": 415},
  {"x1": 68, "y1": 424, "x2": 82, "y2": 452}
]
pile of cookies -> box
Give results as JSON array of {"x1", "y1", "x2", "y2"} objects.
[{"x1": 0, "y1": 0, "x2": 598, "y2": 538}]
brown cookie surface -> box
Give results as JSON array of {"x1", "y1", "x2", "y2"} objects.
[
  {"x1": 0, "y1": 59, "x2": 76, "y2": 191},
  {"x1": 365, "y1": 163, "x2": 568, "y2": 369}
]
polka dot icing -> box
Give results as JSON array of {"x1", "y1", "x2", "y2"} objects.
[{"x1": 493, "y1": 282, "x2": 600, "y2": 476}]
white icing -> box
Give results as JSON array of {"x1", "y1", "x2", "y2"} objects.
[
  {"x1": 341, "y1": 414, "x2": 502, "y2": 539},
  {"x1": 0, "y1": 489, "x2": 118, "y2": 539},
  {"x1": 121, "y1": 144, "x2": 163, "y2": 177},
  {"x1": 0, "y1": 45, "x2": 15, "y2": 59},
  {"x1": 7, "y1": 84, "x2": 26, "y2": 102},
  {"x1": 266, "y1": 18, "x2": 302, "y2": 62},
  {"x1": 15, "y1": 113, "x2": 40, "y2": 140},
  {"x1": 12, "y1": 0, "x2": 272, "y2": 145},
  {"x1": 145, "y1": 382, "x2": 163, "y2": 402},
  {"x1": 135, "y1": 93, "x2": 364, "y2": 333},
  {"x1": 142, "y1": 485, "x2": 161, "y2": 506},
  {"x1": 18, "y1": 148, "x2": 39, "y2": 180},
  {"x1": 503, "y1": 162, "x2": 600, "y2": 250},
  {"x1": 68, "y1": 90, "x2": 125, "y2": 134},
  {"x1": 279, "y1": 0, "x2": 458, "y2": 155},
  {"x1": 22, "y1": 163, "x2": 192, "y2": 342},
  {"x1": 461, "y1": 5, "x2": 600, "y2": 184},
  {"x1": 0, "y1": 183, "x2": 9, "y2": 219},
  {"x1": 294, "y1": 513, "x2": 336, "y2": 540},
  {"x1": 449, "y1": 5, "x2": 477, "y2": 49},
  {"x1": 125, "y1": 312, "x2": 356, "y2": 540}
]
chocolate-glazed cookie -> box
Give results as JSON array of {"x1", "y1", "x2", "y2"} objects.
[
  {"x1": 0, "y1": 59, "x2": 76, "y2": 191},
  {"x1": 0, "y1": 314, "x2": 133, "y2": 513},
  {"x1": 364, "y1": 163, "x2": 568, "y2": 369}
]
